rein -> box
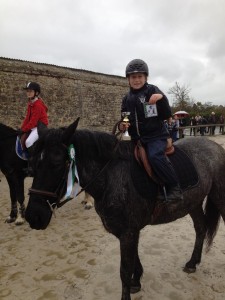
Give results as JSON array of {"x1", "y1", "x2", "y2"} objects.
[{"x1": 76, "y1": 133, "x2": 122, "y2": 197}]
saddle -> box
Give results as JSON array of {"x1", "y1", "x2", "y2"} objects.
[
  {"x1": 134, "y1": 138, "x2": 174, "y2": 181},
  {"x1": 20, "y1": 132, "x2": 30, "y2": 150},
  {"x1": 15, "y1": 136, "x2": 29, "y2": 160}
]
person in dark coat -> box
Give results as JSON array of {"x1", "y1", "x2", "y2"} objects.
[
  {"x1": 118, "y1": 59, "x2": 183, "y2": 202},
  {"x1": 208, "y1": 112, "x2": 217, "y2": 135},
  {"x1": 219, "y1": 114, "x2": 224, "y2": 133},
  {"x1": 190, "y1": 116, "x2": 197, "y2": 136},
  {"x1": 166, "y1": 117, "x2": 178, "y2": 141},
  {"x1": 199, "y1": 116, "x2": 207, "y2": 136}
]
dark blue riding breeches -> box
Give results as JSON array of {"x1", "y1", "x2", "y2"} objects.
[{"x1": 146, "y1": 138, "x2": 178, "y2": 186}]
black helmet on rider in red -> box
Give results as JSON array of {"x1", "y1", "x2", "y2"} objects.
[
  {"x1": 23, "y1": 82, "x2": 41, "y2": 94},
  {"x1": 125, "y1": 59, "x2": 149, "y2": 77}
]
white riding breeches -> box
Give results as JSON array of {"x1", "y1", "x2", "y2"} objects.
[{"x1": 25, "y1": 127, "x2": 39, "y2": 148}]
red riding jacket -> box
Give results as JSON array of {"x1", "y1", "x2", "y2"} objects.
[{"x1": 21, "y1": 98, "x2": 48, "y2": 132}]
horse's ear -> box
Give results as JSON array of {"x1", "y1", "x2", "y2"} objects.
[
  {"x1": 62, "y1": 118, "x2": 80, "y2": 146},
  {"x1": 37, "y1": 121, "x2": 48, "y2": 137}
]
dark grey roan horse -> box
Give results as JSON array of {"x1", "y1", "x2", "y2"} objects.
[{"x1": 25, "y1": 119, "x2": 225, "y2": 300}]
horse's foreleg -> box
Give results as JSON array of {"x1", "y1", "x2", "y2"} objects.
[
  {"x1": 5, "y1": 203, "x2": 17, "y2": 223},
  {"x1": 184, "y1": 205, "x2": 206, "y2": 273},
  {"x1": 5, "y1": 175, "x2": 25, "y2": 225},
  {"x1": 15, "y1": 177, "x2": 26, "y2": 225},
  {"x1": 131, "y1": 250, "x2": 143, "y2": 293},
  {"x1": 120, "y1": 231, "x2": 140, "y2": 300},
  {"x1": 5, "y1": 176, "x2": 18, "y2": 223}
]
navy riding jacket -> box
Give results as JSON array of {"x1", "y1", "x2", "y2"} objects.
[{"x1": 121, "y1": 83, "x2": 171, "y2": 143}]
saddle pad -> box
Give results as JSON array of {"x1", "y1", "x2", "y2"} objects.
[
  {"x1": 168, "y1": 145, "x2": 199, "y2": 191},
  {"x1": 16, "y1": 136, "x2": 28, "y2": 160},
  {"x1": 131, "y1": 157, "x2": 158, "y2": 201}
]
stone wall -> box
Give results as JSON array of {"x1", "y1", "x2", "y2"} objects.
[{"x1": 0, "y1": 57, "x2": 128, "y2": 132}]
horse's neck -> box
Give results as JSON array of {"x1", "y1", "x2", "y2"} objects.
[
  {"x1": 77, "y1": 159, "x2": 101, "y2": 181},
  {"x1": 0, "y1": 124, "x2": 16, "y2": 139},
  {"x1": 76, "y1": 157, "x2": 107, "y2": 199},
  {"x1": 73, "y1": 131, "x2": 117, "y2": 194}
]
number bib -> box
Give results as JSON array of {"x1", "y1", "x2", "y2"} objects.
[{"x1": 143, "y1": 103, "x2": 158, "y2": 118}]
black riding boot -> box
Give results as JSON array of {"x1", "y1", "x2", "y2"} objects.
[
  {"x1": 158, "y1": 184, "x2": 183, "y2": 202},
  {"x1": 166, "y1": 185, "x2": 183, "y2": 202},
  {"x1": 24, "y1": 146, "x2": 34, "y2": 177}
]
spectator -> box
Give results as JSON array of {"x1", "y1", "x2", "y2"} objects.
[
  {"x1": 166, "y1": 117, "x2": 178, "y2": 142},
  {"x1": 208, "y1": 112, "x2": 217, "y2": 135},
  {"x1": 190, "y1": 116, "x2": 197, "y2": 136},
  {"x1": 173, "y1": 114, "x2": 180, "y2": 139},
  {"x1": 199, "y1": 116, "x2": 207, "y2": 136},
  {"x1": 219, "y1": 114, "x2": 225, "y2": 133}
]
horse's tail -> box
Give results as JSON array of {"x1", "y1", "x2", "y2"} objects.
[{"x1": 204, "y1": 195, "x2": 221, "y2": 252}]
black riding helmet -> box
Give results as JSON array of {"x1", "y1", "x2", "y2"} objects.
[
  {"x1": 23, "y1": 82, "x2": 41, "y2": 94},
  {"x1": 125, "y1": 59, "x2": 149, "y2": 77}
]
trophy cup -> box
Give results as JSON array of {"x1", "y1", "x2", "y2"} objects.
[{"x1": 121, "y1": 112, "x2": 131, "y2": 141}]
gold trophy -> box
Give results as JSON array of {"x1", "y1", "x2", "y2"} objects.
[{"x1": 121, "y1": 112, "x2": 131, "y2": 141}]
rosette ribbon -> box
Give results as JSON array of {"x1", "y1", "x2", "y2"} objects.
[{"x1": 63, "y1": 144, "x2": 81, "y2": 200}]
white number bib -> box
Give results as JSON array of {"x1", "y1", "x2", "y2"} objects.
[{"x1": 143, "y1": 103, "x2": 158, "y2": 118}]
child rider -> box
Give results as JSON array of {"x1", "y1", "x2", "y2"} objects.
[
  {"x1": 119, "y1": 59, "x2": 183, "y2": 202},
  {"x1": 20, "y1": 81, "x2": 48, "y2": 175}
]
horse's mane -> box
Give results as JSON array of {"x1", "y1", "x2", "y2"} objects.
[
  {"x1": 36, "y1": 127, "x2": 134, "y2": 162},
  {"x1": 34, "y1": 127, "x2": 64, "y2": 153},
  {"x1": 73, "y1": 130, "x2": 134, "y2": 161},
  {"x1": 0, "y1": 123, "x2": 17, "y2": 139}
]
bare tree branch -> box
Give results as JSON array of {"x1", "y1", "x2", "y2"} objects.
[{"x1": 168, "y1": 82, "x2": 191, "y2": 109}]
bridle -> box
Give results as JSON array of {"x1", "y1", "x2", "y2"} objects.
[
  {"x1": 29, "y1": 145, "x2": 72, "y2": 214},
  {"x1": 28, "y1": 136, "x2": 121, "y2": 215}
]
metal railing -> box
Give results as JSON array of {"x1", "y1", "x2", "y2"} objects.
[{"x1": 178, "y1": 124, "x2": 225, "y2": 138}]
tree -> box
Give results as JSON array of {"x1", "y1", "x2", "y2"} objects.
[{"x1": 168, "y1": 82, "x2": 191, "y2": 109}]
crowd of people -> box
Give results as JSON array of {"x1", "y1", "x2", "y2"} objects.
[
  {"x1": 192, "y1": 112, "x2": 224, "y2": 136},
  {"x1": 164, "y1": 112, "x2": 224, "y2": 140}
]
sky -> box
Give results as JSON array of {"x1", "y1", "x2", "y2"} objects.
[{"x1": 1, "y1": 0, "x2": 225, "y2": 106}]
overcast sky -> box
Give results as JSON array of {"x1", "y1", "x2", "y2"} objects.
[{"x1": 1, "y1": 0, "x2": 225, "y2": 105}]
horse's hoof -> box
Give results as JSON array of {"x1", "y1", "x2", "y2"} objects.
[
  {"x1": 183, "y1": 265, "x2": 196, "y2": 273},
  {"x1": 85, "y1": 204, "x2": 93, "y2": 210},
  {"x1": 5, "y1": 216, "x2": 16, "y2": 223},
  {"x1": 130, "y1": 280, "x2": 141, "y2": 294},
  {"x1": 82, "y1": 200, "x2": 93, "y2": 209},
  {"x1": 130, "y1": 284, "x2": 141, "y2": 294},
  {"x1": 15, "y1": 219, "x2": 25, "y2": 225}
]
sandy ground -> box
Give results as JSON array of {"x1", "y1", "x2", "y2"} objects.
[{"x1": 0, "y1": 136, "x2": 225, "y2": 300}]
